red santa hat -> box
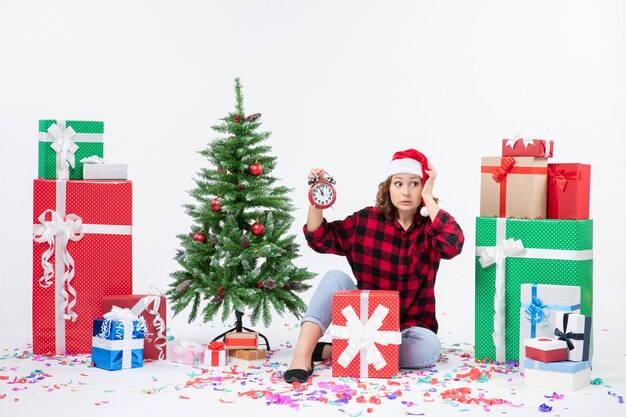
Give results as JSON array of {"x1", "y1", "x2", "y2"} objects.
[{"x1": 386, "y1": 149, "x2": 430, "y2": 217}]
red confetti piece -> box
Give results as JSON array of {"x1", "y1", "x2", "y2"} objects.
[
  {"x1": 441, "y1": 387, "x2": 516, "y2": 406},
  {"x1": 179, "y1": 395, "x2": 191, "y2": 400},
  {"x1": 0, "y1": 376, "x2": 9, "y2": 380}
]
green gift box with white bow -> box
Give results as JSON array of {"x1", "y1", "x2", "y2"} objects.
[
  {"x1": 38, "y1": 119, "x2": 104, "y2": 180},
  {"x1": 474, "y1": 217, "x2": 593, "y2": 363}
]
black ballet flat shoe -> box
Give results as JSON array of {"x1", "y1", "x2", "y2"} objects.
[
  {"x1": 284, "y1": 361, "x2": 314, "y2": 384},
  {"x1": 312, "y1": 342, "x2": 332, "y2": 362}
]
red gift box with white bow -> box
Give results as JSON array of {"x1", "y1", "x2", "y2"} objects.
[
  {"x1": 102, "y1": 294, "x2": 167, "y2": 360},
  {"x1": 502, "y1": 137, "x2": 554, "y2": 158},
  {"x1": 330, "y1": 290, "x2": 401, "y2": 378},
  {"x1": 32, "y1": 179, "x2": 132, "y2": 354}
]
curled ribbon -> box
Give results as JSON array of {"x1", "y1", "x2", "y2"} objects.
[
  {"x1": 331, "y1": 304, "x2": 401, "y2": 371},
  {"x1": 33, "y1": 209, "x2": 84, "y2": 321},
  {"x1": 476, "y1": 238, "x2": 525, "y2": 362},
  {"x1": 491, "y1": 157, "x2": 515, "y2": 183},
  {"x1": 524, "y1": 296, "x2": 550, "y2": 329},
  {"x1": 48, "y1": 121, "x2": 79, "y2": 180},
  {"x1": 130, "y1": 292, "x2": 167, "y2": 360}
]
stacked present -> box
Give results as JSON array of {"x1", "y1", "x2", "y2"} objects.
[
  {"x1": 225, "y1": 331, "x2": 267, "y2": 362},
  {"x1": 91, "y1": 307, "x2": 146, "y2": 371},
  {"x1": 475, "y1": 133, "x2": 593, "y2": 373},
  {"x1": 102, "y1": 294, "x2": 167, "y2": 360},
  {"x1": 31, "y1": 119, "x2": 163, "y2": 365},
  {"x1": 330, "y1": 290, "x2": 402, "y2": 378},
  {"x1": 523, "y1": 311, "x2": 592, "y2": 390}
]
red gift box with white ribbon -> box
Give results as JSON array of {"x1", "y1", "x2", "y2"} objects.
[
  {"x1": 102, "y1": 294, "x2": 167, "y2": 360},
  {"x1": 330, "y1": 290, "x2": 401, "y2": 378},
  {"x1": 502, "y1": 137, "x2": 554, "y2": 158},
  {"x1": 32, "y1": 179, "x2": 132, "y2": 354}
]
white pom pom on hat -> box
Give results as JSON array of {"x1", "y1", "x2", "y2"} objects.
[{"x1": 386, "y1": 149, "x2": 430, "y2": 217}]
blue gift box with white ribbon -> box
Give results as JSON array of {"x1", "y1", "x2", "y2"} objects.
[{"x1": 91, "y1": 307, "x2": 146, "y2": 371}]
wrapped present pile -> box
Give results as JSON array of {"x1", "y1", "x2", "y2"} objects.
[
  {"x1": 330, "y1": 290, "x2": 402, "y2": 378},
  {"x1": 475, "y1": 133, "x2": 593, "y2": 374},
  {"x1": 32, "y1": 119, "x2": 137, "y2": 356},
  {"x1": 523, "y1": 311, "x2": 592, "y2": 390}
]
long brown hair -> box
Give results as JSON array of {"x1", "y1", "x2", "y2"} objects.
[
  {"x1": 375, "y1": 177, "x2": 397, "y2": 222},
  {"x1": 375, "y1": 176, "x2": 437, "y2": 222}
]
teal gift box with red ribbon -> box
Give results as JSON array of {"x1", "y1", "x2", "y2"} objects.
[{"x1": 547, "y1": 163, "x2": 591, "y2": 220}]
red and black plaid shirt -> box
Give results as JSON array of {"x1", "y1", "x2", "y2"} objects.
[{"x1": 303, "y1": 207, "x2": 464, "y2": 333}]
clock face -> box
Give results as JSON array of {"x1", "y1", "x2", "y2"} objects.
[{"x1": 310, "y1": 182, "x2": 336, "y2": 208}]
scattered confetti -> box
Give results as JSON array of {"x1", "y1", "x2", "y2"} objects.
[{"x1": 539, "y1": 403, "x2": 552, "y2": 412}]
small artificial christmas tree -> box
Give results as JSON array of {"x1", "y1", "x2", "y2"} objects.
[{"x1": 168, "y1": 78, "x2": 315, "y2": 339}]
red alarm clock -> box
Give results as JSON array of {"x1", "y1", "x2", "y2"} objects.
[{"x1": 308, "y1": 173, "x2": 337, "y2": 209}]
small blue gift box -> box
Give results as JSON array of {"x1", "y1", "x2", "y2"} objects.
[{"x1": 92, "y1": 317, "x2": 146, "y2": 371}]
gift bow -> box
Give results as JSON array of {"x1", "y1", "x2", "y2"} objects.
[
  {"x1": 33, "y1": 209, "x2": 84, "y2": 321},
  {"x1": 130, "y1": 292, "x2": 167, "y2": 360},
  {"x1": 208, "y1": 341, "x2": 225, "y2": 351},
  {"x1": 98, "y1": 307, "x2": 145, "y2": 340},
  {"x1": 491, "y1": 157, "x2": 516, "y2": 183},
  {"x1": 554, "y1": 328, "x2": 576, "y2": 351},
  {"x1": 332, "y1": 304, "x2": 401, "y2": 371},
  {"x1": 104, "y1": 306, "x2": 138, "y2": 321},
  {"x1": 504, "y1": 132, "x2": 537, "y2": 149},
  {"x1": 524, "y1": 294, "x2": 550, "y2": 328},
  {"x1": 48, "y1": 121, "x2": 79, "y2": 180},
  {"x1": 476, "y1": 237, "x2": 525, "y2": 362},
  {"x1": 548, "y1": 166, "x2": 570, "y2": 191}
]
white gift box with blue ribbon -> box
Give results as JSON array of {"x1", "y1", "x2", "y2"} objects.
[
  {"x1": 92, "y1": 307, "x2": 146, "y2": 371},
  {"x1": 519, "y1": 284, "x2": 580, "y2": 370}
]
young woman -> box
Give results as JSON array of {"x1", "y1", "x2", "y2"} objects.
[{"x1": 284, "y1": 149, "x2": 465, "y2": 384}]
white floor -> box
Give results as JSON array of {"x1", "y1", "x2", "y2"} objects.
[{"x1": 1, "y1": 321, "x2": 624, "y2": 417}]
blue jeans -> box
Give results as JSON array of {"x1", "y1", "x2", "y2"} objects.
[{"x1": 302, "y1": 270, "x2": 442, "y2": 369}]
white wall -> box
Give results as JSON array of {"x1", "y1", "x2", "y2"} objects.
[{"x1": 1, "y1": 1, "x2": 624, "y2": 345}]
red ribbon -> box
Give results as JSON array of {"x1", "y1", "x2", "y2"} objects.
[
  {"x1": 208, "y1": 341, "x2": 225, "y2": 350},
  {"x1": 482, "y1": 158, "x2": 547, "y2": 217},
  {"x1": 547, "y1": 165, "x2": 583, "y2": 218},
  {"x1": 548, "y1": 165, "x2": 580, "y2": 192},
  {"x1": 491, "y1": 157, "x2": 516, "y2": 183}
]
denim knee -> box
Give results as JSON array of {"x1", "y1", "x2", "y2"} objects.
[
  {"x1": 399, "y1": 327, "x2": 441, "y2": 369},
  {"x1": 301, "y1": 270, "x2": 356, "y2": 335}
]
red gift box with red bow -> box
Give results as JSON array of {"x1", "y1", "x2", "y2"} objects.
[{"x1": 547, "y1": 163, "x2": 591, "y2": 220}]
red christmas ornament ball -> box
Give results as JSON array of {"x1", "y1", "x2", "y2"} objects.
[
  {"x1": 250, "y1": 221, "x2": 265, "y2": 236},
  {"x1": 211, "y1": 198, "x2": 222, "y2": 211},
  {"x1": 234, "y1": 115, "x2": 240, "y2": 123},
  {"x1": 256, "y1": 283, "x2": 264, "y2": 288},
  {"x1": 248, "y1": 161, "x2": 263, "y2": 176},
  {"x1": 193, "y1": 232, "x2": 207, "y2": 243},
  {"x1": 218, "y1": 286, "x2": 223, "y2": 292},
  {"x1": 282, "y1": 284, "x2": 290, "y2": 290}
]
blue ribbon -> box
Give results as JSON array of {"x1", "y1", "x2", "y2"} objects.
[{"x1": 520, "y1": 284, "x2": 580, "y2": 338}]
